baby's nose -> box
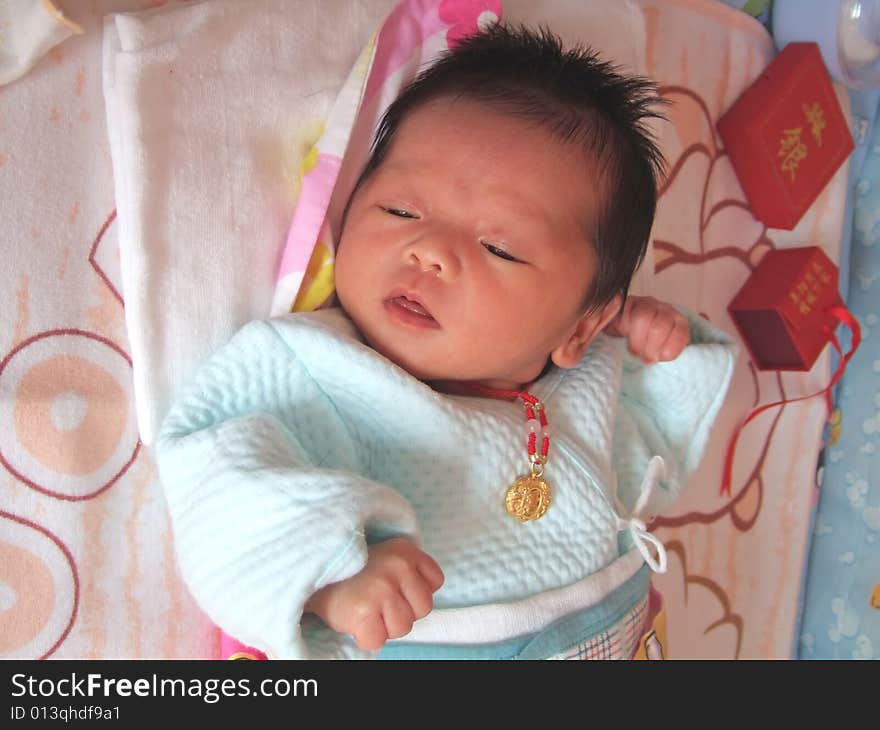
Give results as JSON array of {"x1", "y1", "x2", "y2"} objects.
[
  {"x1": 409, "y1": 249, "x2": 442, "y2": 274},
  {"x1": 405, "y1": 234, "x2": 460, "y2": 278}
]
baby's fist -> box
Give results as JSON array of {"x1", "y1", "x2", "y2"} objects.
[
  {"x1": 305, "y1": 537, "x2": 444, "y2": 651},
  {"x1": 606, "y1": 295, "x2": 690, "y2": 364}
]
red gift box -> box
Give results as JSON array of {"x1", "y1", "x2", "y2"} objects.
[
  {"x1": 717, "y1": 42, "x2": 854, "y2": 230},
  {"x1": 723, "y1": 246, "x2": 860, "y2": 495},
  {"x1": 728, "y1": 246, "x2": 843, "y2": 371}
]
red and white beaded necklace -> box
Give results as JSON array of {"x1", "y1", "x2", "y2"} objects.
[{"x1": 464, "y1": 382, "x2": 552, "y2": 522}]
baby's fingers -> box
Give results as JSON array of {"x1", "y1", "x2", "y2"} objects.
[
  {"x1": 395, "y1": 551, "x2": 443, "y2": 629},
  {"x1": 415, "y1": 552, "x2": 445, "y2": 593},
  {"x1": 640, "y1": 314, "x2": 674, "y2": 364},
  {"x1": 351, "y1": 612, "x2": 389, "y2": 651},
  {"x1": 399, "y1": 567, "x2": 441, "y2": 621},
  {"x1": 658, "y1": 312, "x2": 690, "y2": 361},
  {"x1": 380, "y1": 593, "x2": 419, "y2": 641}
]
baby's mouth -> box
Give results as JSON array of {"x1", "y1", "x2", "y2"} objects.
[
  {"x1": 384, "y1": 295, "x2": 440, "y2": 328},
  {"x1": 394, "y1": 296, "x2": 432, "y2": 317}
]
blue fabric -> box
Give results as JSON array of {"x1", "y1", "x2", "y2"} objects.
[
  {"x1": 838, "y1": 89, "x2": 880, "y2": 304},
  {"x1": 789, "y1": 89, "x2": 880, "y2": 656},
  {"x1": 797, "y1": 92, "x2": 880, "y2": 659}
]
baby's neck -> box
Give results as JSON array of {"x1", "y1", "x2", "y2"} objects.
[
  {"x1": 428, "y1": 378, "x2": 529, "y2": 400},
  {"x1": 427, "y1": 359, "x2": 555, "y2": 400}
]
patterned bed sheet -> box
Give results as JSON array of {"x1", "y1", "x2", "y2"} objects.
[{"x1": 0, "y1": 0, "x2": 854, "y2": 658}]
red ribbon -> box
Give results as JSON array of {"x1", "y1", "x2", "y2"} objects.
[{"x1": 721, "y1": 305, "x2": 861, "y2": 497}]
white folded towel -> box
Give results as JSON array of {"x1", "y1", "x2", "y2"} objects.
[{"x1": 103, "y1": 0, "x2": 393, "y2": 444}]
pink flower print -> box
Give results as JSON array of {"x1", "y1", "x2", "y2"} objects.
[{"x1": 439, "y1": 0, "x2": 502, "y2": 48}]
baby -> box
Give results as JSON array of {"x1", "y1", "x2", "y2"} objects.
[{"x1": 156, "y1": 24, "x2": 735, "y2": 659}]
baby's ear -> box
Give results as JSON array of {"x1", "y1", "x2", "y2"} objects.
[{"x1": 550, "y1": 295, "x2": 622, "y2": 369}]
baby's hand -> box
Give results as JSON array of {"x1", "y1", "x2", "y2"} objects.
[
  {"x1": 606, "y1": 295, "x2": 690, "y2": 364},
  {"x1": 304, "y1": 537, "x2": 444, "y2": 651}
]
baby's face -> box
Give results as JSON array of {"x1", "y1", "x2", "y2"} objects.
[{"x1": 335, "y1": 98, "x2": 607, "y2": 389}]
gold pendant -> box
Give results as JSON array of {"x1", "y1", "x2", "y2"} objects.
[{"x1": 505, "y1": 475, "x2": 551, "y2": 522}]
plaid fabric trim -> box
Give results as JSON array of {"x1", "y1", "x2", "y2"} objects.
[{"x1": 545, "y1": 594, "x2": 649, "y2": 660}]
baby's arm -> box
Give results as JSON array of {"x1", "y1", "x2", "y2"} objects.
[
  {"x1": 305, "y1": 537, "x2": 444, "y2": 651},
  {"x1": 156, "y1": 316, "x2": 421, "y2": 659},
  {"x1": 614, "y1": 308, "x2": 736, "y2": 517},
  {"x1": 606, "y1": 295, "x2": 690, "y2": 363}
]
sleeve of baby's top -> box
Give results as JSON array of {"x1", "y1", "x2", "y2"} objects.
[
  {"x1": 155, "y1": 318, "x2": 419, "y2": 660},
  {"x1": 614, "y1": 309, "x2": 737, "y2": 518}
]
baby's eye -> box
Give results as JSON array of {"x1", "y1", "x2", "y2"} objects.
[
  {"x1": 382, "y1": 206, "x2": 419, "y2": 219},
  {"x1": 482, "y1": 242, "x2": 522, "y2": 263}
]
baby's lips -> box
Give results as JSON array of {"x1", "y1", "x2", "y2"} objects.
[
  {"x1": 393, "y1": 296, "x2": 433, "y2": 319},
  {"x1": 384, "y1": 290, "x2": 442, "y2": 327}
]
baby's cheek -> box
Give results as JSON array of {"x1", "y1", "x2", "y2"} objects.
[{"x1": 332, "y1": 250, "x2": 362, "y2": 310}]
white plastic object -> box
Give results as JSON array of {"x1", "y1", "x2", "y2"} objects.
[{"x1": 773, "y1": 0, "x2": 880, "y2": 89}]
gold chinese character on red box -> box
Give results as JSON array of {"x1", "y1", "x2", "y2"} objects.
[{"x1": 718, "y1": 43, "x2": 854, "y2": 230}]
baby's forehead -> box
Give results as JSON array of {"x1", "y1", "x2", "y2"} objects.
[
  {"x1": 344, "y1": 94, "x2": 609, "y2": 243},
  {"x1": 386, "y1": 97, "x2": 602, "y2": 176}
]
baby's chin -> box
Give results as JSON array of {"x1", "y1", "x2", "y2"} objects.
[
  {"x1": 367, "y1": 341, "x2": 453, "y2": 382},
  {"x1": 341, "y1": 303, "x2": 549, "y2": 388},
  {"x1": 365, "y1": 339, "x2": 495, "y2": 385}
]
